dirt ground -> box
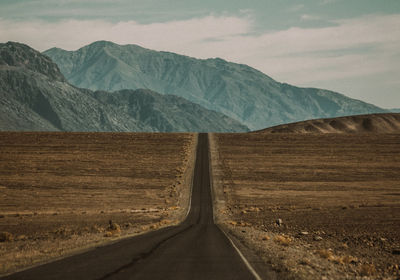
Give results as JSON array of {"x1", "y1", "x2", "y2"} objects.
[
  {"x1": 210, "y1": 133, "x2": 400, "y2": 280},
  {"x1": 0, "y1": 132, "x2": 196, "y2": 276}
]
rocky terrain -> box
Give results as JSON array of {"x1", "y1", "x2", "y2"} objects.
[
  {"x1": 0, "y1": 132, "x2": 196, "y2": 275},
  {"x1": 258, "y1": 113, "x2": 400, "y2": 134},
  {"x1": 0, "y1": 42, "x2": 247, "y2": 132},
  {"x1": 44, "y1": 40, "x2": 387, "y2": 130},
  {"x1": 210, "y1": 130, "x2": 400, "y2": 279}
]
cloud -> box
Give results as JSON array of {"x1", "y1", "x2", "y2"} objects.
[
  {"x1": 300, "y1": 14, "x2": 321, "y2": 21},
  {"x1": 258, "y1": 14, "x2": 400, "y2": 82},
  {"x1": 0, "y1": 16, "x2": 251, "y2": 52},
  {"x1": 0, "y1": 13, "x2": 399, "y2": 107},
  {"x1": 320, "y1": 0, "x2": 340, "y2": 5},
  {"x1": 287, "y1": 4, "x2": 304, "y2": 12},
  {"x1": 171, "y1": 14, "x2": 399, "y2": 87}
]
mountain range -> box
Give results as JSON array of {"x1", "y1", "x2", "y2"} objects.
[
  {"x1": 0, "y1": 42, "x2": 248, "y2": 132},
  {"x1": 44, "y1": 40, "x2": 387, "y2": 130}
]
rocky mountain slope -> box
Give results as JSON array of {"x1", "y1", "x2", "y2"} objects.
[
  {"x1": 257, "y1": 113, "x2": 400, "y2": 133},
  {"x1": 91, "y1": 89, "x2": 248, "y2": 132},
  {"x1": 44, "y1": 41, "x2": 387, "y2": 130},
  {"x1": 0, "y1": 42, "x2": 248, "y2": 132}
]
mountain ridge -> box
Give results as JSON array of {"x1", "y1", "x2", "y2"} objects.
[
  {"x1": 44, "y1": 40, "x2": 387, "y2": 130},
  {"x1": 1, "y1": 41, "x2": 248, "y2": 132}
]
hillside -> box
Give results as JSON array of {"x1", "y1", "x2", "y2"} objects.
[
  {"x1": 257, "y1": 113, "x2": 400, "y2": 133},
  {"x1": 91, "y1": 89, "x2": 249, "y2": 132},
  {"x1": 44, "y1": 41, "x2": 387, "y2": 130},
  {"x1": 0, "y1": 42, "x2": 248, "y2": 132}
]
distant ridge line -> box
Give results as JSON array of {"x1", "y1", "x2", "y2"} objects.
[{"x1": 255, "y1": 113, "x2": 400, "y2": 134}]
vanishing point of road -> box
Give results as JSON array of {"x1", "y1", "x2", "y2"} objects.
[{"x1": 3, "y1": 133, "x2": 268, "y2": 280}]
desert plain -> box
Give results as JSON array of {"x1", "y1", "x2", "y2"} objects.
[
  {"x1": 0, "y1": 132, "x2": 196, "y2": 275},
  {"x1": 1, "y1": 126, "x2": 400, "y2": 279},
  {"x1": 210, "y1": 132, "x2": 400, "y2": 279}
]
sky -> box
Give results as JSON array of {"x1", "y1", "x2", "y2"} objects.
[{"x1": 1, "y1": 0, "x2": 399, "y2": 108}]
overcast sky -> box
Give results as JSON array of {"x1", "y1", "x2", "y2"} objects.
[{"x1": 1, "y1": 0, "x2": 399, "y2": 108}]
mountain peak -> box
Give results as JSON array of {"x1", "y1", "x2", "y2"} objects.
[
  {"x1": 0, "y1": 41, "x2": 65, "y2": 82},
  {"x1": 80, "y1": 41, "x2": 146, "y2": 52},
  {"x1": 86, "y1": 40, "x2": 118, "y2": 49}
]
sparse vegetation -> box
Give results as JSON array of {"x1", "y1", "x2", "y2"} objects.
[{"x1": 315, "y1": 249, "x2": 357, "y2": 265}]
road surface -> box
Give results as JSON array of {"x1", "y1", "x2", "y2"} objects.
[{"x1": 3, "y1": 133, "x2": 261, "y2": 280}]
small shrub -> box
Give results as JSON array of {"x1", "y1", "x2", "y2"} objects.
[
  {"x1": 262, "y1": 235, "x2": 270, "y2": 241},
  {"x1": 316, "y1": 249, "x2": 357, "y2": 265},
  {"x1": 360, "y1": 263, "x2": 376, "y2": 276},
  {"x1": 16, "y1": 235, "x2": 27, "y2": 241},
  {"x1": 141, "y1": 225, "x2": 148, "y2": 231},
  {"x1": 337, "y1": 255, "x2": 357, "y2": 264},
  {"x1": 124, "y1": 222, "x2": 132, "y2": 228},
  {"x1": 108, "y1": 220, "x2": 120, "y2": 231},
  {"x1": 274, "y1": 235, "x2": 292, "y2": 246},
  {"x1": 0, "y1": 232, "x2": 13, "y2": 242},
  {"x1": 53, "y1": 226, "x2": 73, "y2": 236},
  {"x1": 316, "y1": 249, "x2": 334, "y2": 260},
  {"x1": 104, "y1": 231, "x2": 113, "y2": 237},
  {"x1": 149, "y1": 224, "x2": 158, "y2": 230},
  {"x1": 159, "y1": 219, "x2": 171, "y2": 226},
  {"x1": 92, "y1": 225, "x2": 104, "y2": 233},
  {"x1": 107, "y1": 220, "x2": 121, "y2": 236},
  {"x1": 299, "y1": 259, "x2": 311, "y2": 266},
  {"x1": 229, "y1": 221, "x2": 237, "y2": 226}
]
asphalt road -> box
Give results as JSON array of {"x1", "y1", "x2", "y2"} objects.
[{"x1": 3, "y1": 133, "x2": 258, "y2": 280}]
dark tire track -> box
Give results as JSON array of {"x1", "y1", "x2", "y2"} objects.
[{"x1": 2, "y1": 133, "x2": 258, "y2": 280}]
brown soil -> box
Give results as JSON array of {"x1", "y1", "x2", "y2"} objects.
[
  {"x1": 210, "y1": 133, "x2": 400, "y2": 279},
  {"x1": 0, "y1": 132, "x2": 197, "y2": 275},
  {"x1": 257, "y1": 113, "x2": 400, "y2": 134}
]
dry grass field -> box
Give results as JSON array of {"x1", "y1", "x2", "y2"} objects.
[
  {"x1": 0, "y1": 132, "x2": 196, "y2": 275},
  {"x1": 210, "y1": 133, "x2": 400, "y2": 279}
]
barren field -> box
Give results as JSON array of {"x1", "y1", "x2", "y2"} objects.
[
  {"x1": 210, "y1": 133, "x2": 400, "y2": 279},
  {"x1": 0, "y1": 132, "x2": 196, "y2": 275}
]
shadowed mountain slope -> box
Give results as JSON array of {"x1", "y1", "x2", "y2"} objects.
[
  {"x1": 44, "y1": 41, "x2": 387, "y2": 130},
  {"x1": 256, "y1": 113, "x2": 400, "y2": 133},
  {"x1": 0, "y1": 42, "x2": 248, "y2": 132},
  {"x1": 90, "y1": 89, "x2": 249, "y2": 132}
]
